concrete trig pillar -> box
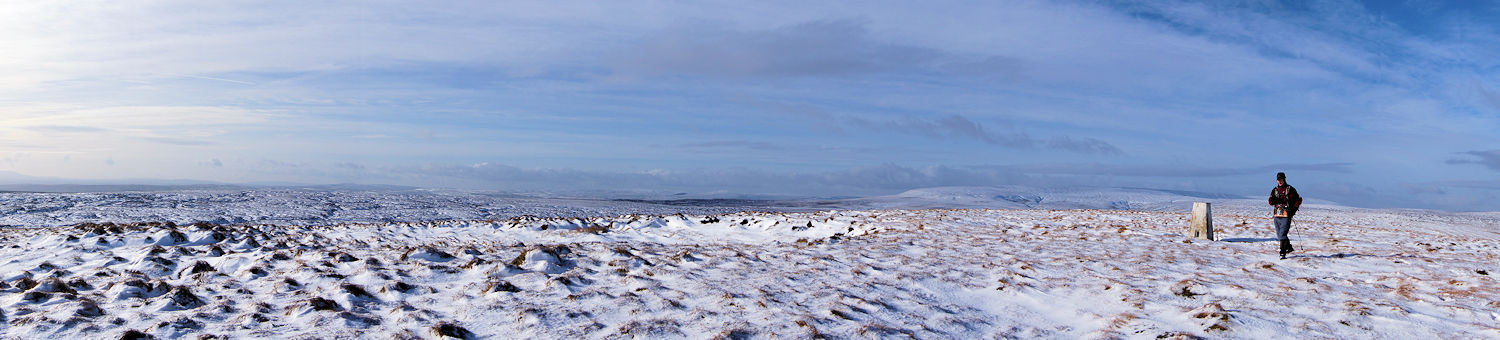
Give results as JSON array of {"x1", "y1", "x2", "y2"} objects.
[{"x1": 1189, "y1": 202, "x2": 1213, "y2": 240}]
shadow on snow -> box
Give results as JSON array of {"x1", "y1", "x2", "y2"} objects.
[{"x1": 1220, "y1": 237, "x2": 1279, "y2": 242}]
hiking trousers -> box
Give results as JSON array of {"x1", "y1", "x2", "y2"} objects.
[{"x1": 1274, "y1": 217, "x2": 1294, "y2": 254}]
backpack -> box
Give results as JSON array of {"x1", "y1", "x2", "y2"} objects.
[{"x1": 1273, "y1": 185, "x2": 1302, "y2": 217}]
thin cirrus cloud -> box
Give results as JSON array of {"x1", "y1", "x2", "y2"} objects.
[
  {"x1": 752, "y1": 100, "x2": 1120, "y2": 155},
  {"x1": 1447, "y1": 150, "x2": 1500, "y2": 172},
  {"x1": 978, "y1": 162, "x2": 1355, "y2": 178},
  {"x1": 849, "y1": 114, "x2": 1121, "y2": 155},
  {"x1": 20, "y1": 125, "x2": 111, "y2": 133},
  {"x1": 0, "y1": 107, "x2": 272, "y2": 150},
  {"x1": 678, "y1": 141, "x2": 789, "y2": 152},
  {"x1": 140, "y1": 137, "x2": 216, "y2": 146},
  {"x1": 1479, "y1": 86, "x2": 1500, "y2": 112},
  {"x1": 609, "y1": 19, "x2": 945, "y2": 78}
]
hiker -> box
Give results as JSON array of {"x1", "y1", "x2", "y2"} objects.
[{"x1": 1268, "y1": 172, "x2": 1302, "y2": 259}]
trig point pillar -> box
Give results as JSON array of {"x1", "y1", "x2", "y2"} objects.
[{"x1": 1189, "y1": 202, "x2": 1213, "y2": 240}]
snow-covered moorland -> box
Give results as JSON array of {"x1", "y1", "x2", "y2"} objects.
[{"x1": 0, "y1": 188, "x2": 1496, "y2": 338}]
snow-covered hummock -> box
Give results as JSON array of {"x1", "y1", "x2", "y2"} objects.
[{"x1": 1, "y1": 206, "x2": 1497, "y2": 338}]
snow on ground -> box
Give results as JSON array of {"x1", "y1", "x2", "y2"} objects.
[{"x1": 0, "y1": 188, "x2": 1497, "y2": 338}]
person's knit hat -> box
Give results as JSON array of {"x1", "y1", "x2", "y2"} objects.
[{"x1": 1276, "y1": 172, "x2": 1286, "y2": 180}]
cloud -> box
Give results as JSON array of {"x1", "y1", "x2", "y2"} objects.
[
  {"x1": 1044, "y1": 136, "x2": 1122, "y2": 155},
  {"x1": 610, "y1": 19, "x2": 942, "y2": 78},
  {"x1": 0, "y1": 106, "x2": 273, "y2": 133},
  {"x1": 2, "y1": 153, "x2": 24, "y2": 167},
  {"x1": 844, "y1": 112, "x2": 1120, "y2": 154},
  {"x1": 677, "y1": 141, "x2": 788, "y2": 152},
  {"x1": 1479, "y1": 85, "x2": 1500, "y2": 112},
  {"x1": 979, "y1": 162, "x2": 1353, "y2": 178},
  {"x1": 809, "y1": 163, "x2": 1025, "y2": 190},
  {"x1": 1447, "y1": 149, "x2": 1500, "y2": 172},
  {"x1": 869, "y1": 115, "x2": 1031, "y2": 147},
  {"x1": 165, "y1": 73, "x2": 257, "y2": 85},
  {"x1": 1371, "y1": 180, "x2": 1500, "y2": 211},
  {"x1": 22, "y1": 125, "x2": 110, "y2": 133},
  {"x1": 0, "y1": 2, "x2": 551, "y2": 89},
  {"x1": 142, "y1": 137, "x2": 214, "y2": 146},
  {"x1": 1429, "y1": 180, "x2": 1500, "y2": 191},
  {"x1": 257, "y1": 159, "x2": 302, "y2": 169},
  {"x1": 608, "y1": 17, "x2": 1046, "y2": 81},
  {"x1": 334, "y1": 162, "x2": 366, "y2": 170},
  {"x1": 1264, "y1": 163, "x2": 1357, "y2": 174},
  {"x1": 754, "y1": 99, "x2": 1120, "y2": 154},
  {"x1": 673, "y1": 140, "x2": 890, "y2": 155}
]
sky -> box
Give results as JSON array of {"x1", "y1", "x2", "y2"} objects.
[{"x1": 1, "y1": 0, "x2": 1499, "y2": 210}]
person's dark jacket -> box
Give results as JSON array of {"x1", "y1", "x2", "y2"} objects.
[{"x1": 1268, "y1": 184, "x2": 1302, "y2": 217}]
